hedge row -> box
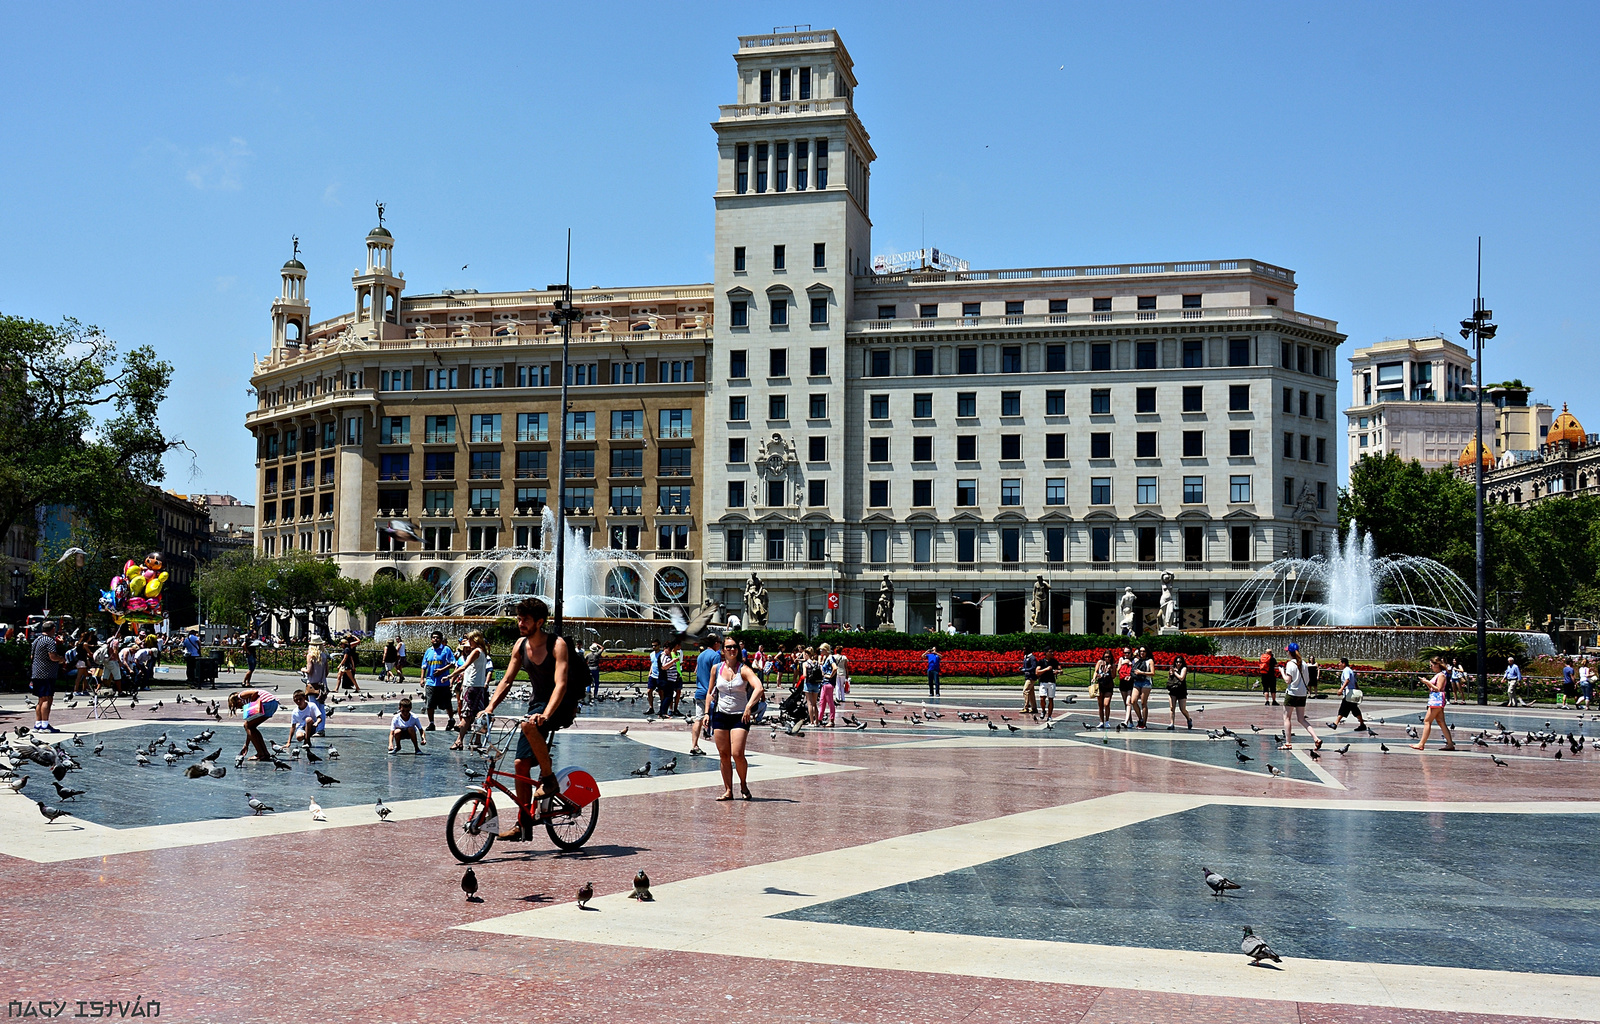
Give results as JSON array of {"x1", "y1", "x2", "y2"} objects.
[{"x1": 726, "y1": 629, "x2": 1218, "y2": 656}]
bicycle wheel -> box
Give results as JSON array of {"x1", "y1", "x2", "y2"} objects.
[
  {"x1": 545, "y1": 796, "x2": 598, "y2": 851},
  {"x1": 446, "y1": 792, "x2": 498, "y2": 863}
]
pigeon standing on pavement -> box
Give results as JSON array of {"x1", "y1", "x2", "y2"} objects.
[
  {"x1": 37, "y1": 801, "x2": 71, "y2": 823},
  {"x1": 577, "y1": 881, "x2": 594, "y2": 908},
  {"x1": 1241, "y1": 925, "x2": 1282, "y2": 963},
  {"x1": 631, "y1": 870, "x2": 654, "y2": 901},
  {"x1": 309, "y1": 799, "x2": 326, "y2": 822},
  {"x1": 630, "y1": 762, "x2": 651, "y2": 777},
  {"x1": 461, "y1": 867, "x2": 479, "y2": 901},
  {"x1": 1201, "y1": 867, "x2": 1240, "y2": 896},
  {"x1": 245, "y1": 792, "x2": 274, "y2": 815},
  {"x1": 313, "y1": 770, "x2": 340, "y2": 787},
  {"x1": 375, "y1": 798, "x2": 392, "y2": 821}
]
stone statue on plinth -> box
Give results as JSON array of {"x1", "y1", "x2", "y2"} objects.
[
  {"x1": 1028, "y1": 575, "x2": 1051, "y2": 632},
  {"x1": 1117, "y1": 587, "x2": 1136, "y2": 636},
  {"x1": 743, "y1": 572, "x2": 768, "y2": 628},
  {"x1": 1158, "y1": 571, "x2": 1180, "y2": 634},
  {"x1": 875, "y1": 573, "x2": 895, "y2": 629}
]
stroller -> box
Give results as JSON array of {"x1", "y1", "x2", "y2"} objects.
[{"x1": 778, "y1": 684, "x2": 809, "y2": 725}]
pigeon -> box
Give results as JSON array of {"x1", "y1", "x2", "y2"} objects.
[
  {"x1": 1267, "y1": 764, "x2": 1286, "y2": 777},
  {"x1": 326, "y1": 746, "x2": 339, "y2": 760},
  {"x1": 630, "y1": 762, "x2": 652, "y2": 777},
  {"x1": 273, "y1": 759, "x2": 292, "y2": 772},
  {"x1": 1006, "y1": 723, "x2": 1020, "y2": 734},
  {"x1": 71, "y1": 733, "x2": 84, "y2": 746},
  {"x1": 375, "y1": 798, "x2": 392, "y2": 821},
  {"x1": 36, "y1": 801, "x2": 70, "y2": 823},
  {"x1": 92, "y1": 740, "x2": 103, "y2": 757},
  {"x1": 136, "y1": 752, "x2": 150, "y2": 767},
  {"x1": 184, "y1": 764, "x2": 209, "y2": 779},
  {"x1": 245, "y1": 792, "x2": 274, "y2": 815},
  {"x1": 461, "y1": 867, "x2": 479, "y2": 901},
  {"x1": 2, "y1": 776, "x2": 28, "y2": 794},
  {"x1": 1236, "y1": 751, "x2": 1253, "y2": 763},
  {"x1": 234, "y1": 753, "x2": 246, "y2": 768},
  {"x1": 987, "y1": 722, "x2": 999, "y2": 732},
  {"x1": 1202, "y1": 867, "x2": 1240, "y2": 896},
  {"x1": 313, "y1": 770, "x2": 340, "y2": 787},
  {"x1": 658, "y1": 757, "x2": 677, "y2": 774},
  {"x1": 1308, "y1": 749, "x2": 1321, "y2": 761},
  {"x1": 577, "y1": 881, "x2": 594, "y2": 908},
  {"x1": 631, "y1": 869, "x2": 654, "y2": 901},
  {"x1": 303, "y1": 747, "x2": 322, "y2": 763},
  {"x1": 617, "y1": 727, "x2": 629, "y2": 736},
  {"x1": 1380, "y1": 743, "x2": 1390, "y2": 753},
  {"x1": 200, "y1": 748, "x2": 222, "y2": 763},
  {"x1": 52, "y1": 764, "x2": 70, "y2": 781},
  {"x1": 1336, "y1": 744, "x2": 1350, "y2": 756},
  {"x1": 1490, "y1": 753, "x2": 1508, "y2": 767},
  {"x1": 207, "y1": 764, "x2": 226, "y2": 779},
  {"x1": 162, "y1": 752, "x2": 179, "y2": 766},
  {"x1": 1241, "y1": 925, "x2": 1282, "y2": 963}
]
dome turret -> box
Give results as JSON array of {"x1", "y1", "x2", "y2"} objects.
[{"x1": 1549, "y1": 403, "x2": 1586, "y2": 445}]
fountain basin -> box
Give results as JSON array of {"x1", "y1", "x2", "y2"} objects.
[{"x1": 1191, "y1": 626, "x2": 1556, "y2": 663}]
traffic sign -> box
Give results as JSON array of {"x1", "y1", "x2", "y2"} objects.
[{"x1": 826, "y1": 592, "x2": 839, "y2": 609}]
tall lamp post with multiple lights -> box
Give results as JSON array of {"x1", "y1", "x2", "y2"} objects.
[
  {"x1": 1460, "y1": 240, "x2": 1497, "y2": 705},
  {"x1": 546, "y1": 231, "x2": 583, "y2": 636}
]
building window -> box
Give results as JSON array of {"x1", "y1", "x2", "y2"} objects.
[
  {"x1": 1284, "y1": 432, "x2": 1296, "y2": 459},
  {"x1": 469, "y1": 451, "x2": 501, "y2": 480},
  {"x1": 808, "y1": 480, "x2": 827, "y2": 506},
  {"x1": 771, "y1": 244, "x2": 786, "y2": 271},
  {"x1": 1090, "y1": 343, "x2": 1111, "y2": 371},
  {"x1": 1300, "y1": 391, "x2": 1310, "y2": 417},
  {"x1": 1090, "y1": 388, "x2": 1111, "y2": 415},
  {"x1": 1284, "y1": 477, "x2": 1296, "y2": 505},
  {"x1": 1136, "y1": 387, "x2": 1156, "y2": 413},
  {"x1": 770, "y1": 296, "x2": 788, "y2": 326},
  {"x1": 736, "y1": 144, "x2": 749, "y2": 193},
  {"x1": 1229, "y1": 430, "x2": 1250, "y2": 456},
  {"x1": 1229, "y1": 338, "x2": 1250, "y2": 367},
  {"x1": 1001, "y1": 479, "x2": 1021, "y2": 505},
  {"x1": 1091, "y1": 477, "x2": 1111, "y2": 504},
  {"x1": 957, "y1": 528, "x2": 977, "y2": 563},
  {"x1": 1005, "y1": 300, "x2": 1024, "y2": 317},
  {"x1": 912, "y1": 393, "x2": 933, "y2": 418},
  {"x1": 517, "y1": 365, "x2": 551, "y2": 387},
  {"x1": 913, "y1": 528, "x2": 932, "y2": 563},
  {"x1": 729, "y1": 350, "x2": 747, "y2": 378},
  {"x1": 1045, "y1": 433, "x2": 1065, "y2": 459},
  {"x1": 870, "y1": 528, "x2": 889, "y2": 564},
  {"x1": 1183, "y1": 475, "x2": 1204, "y2": 503},
  {"x1": 1045, "y1": 478, "x2": 1065, "y2": 505},
  {"x1": 733, "y1": 246, "x2": 745, "y2": 272},
  {"x1": 808, "y1": 435, "x2": 826, "y2": 462},
  {"x1": 1183, "y1": 430, "x2": 1203, "y2": 457},
  {"x1": 912, "y1": 480, "x2": 932, "y2": 506},
  {"x1": 958, "y1": 347, "x2": 978, "y2": 374},
  {"x1": 913, "y1": 348, "x2": 934, "y2": 375},
  {"x1": 1136, "y1": 341, "x2": 1157, "y2": 369},
  {"x1": 725, "y1": 528, "x2": 744, "y2": 563},
  {"x1": 769, "y1": 395, "x2": 787, "y2": 420},
  {"x1": 1045, "y1": 526, "x2": 1066, "y2": 562},
  {"x1": 1183, "y1": 525, "x2": 1204, "y2": 563},
  {"x1": 729, "y1": 396, "x2": 747, "y2": 420},
  {"x1": 755, "y1": 143, "x2": 768, "y2": 192},
  {"x1": 1001, "y1": 347, "x2": 1022, "y2": 373},
  {"x1": 379, "y1": 453, "x2": 410, "y2": 481},
  {"x1": 1091, "y1": 527, "x2": 1111, "y2": 562},
  {"x1": 956, "y1": 479, "x2": 978, "y2": 506},
  {"x1": 1283, "y1": 387, "x2": 1294, "y2": 414},
  {"x1": 1316, "y1": 393, "x2": 1326, "y2": 419},
  {"x1": 1182, "y1": 339, "x2": 1203, "y2": 367},
  {"x1": 1046, "y1": 389, "x2": 1065, "y2": 415},
  {"x1": 807, "y1": 240, "x2": 824, "y2": 269},
  {"x1": 868, "y1": 437, "x2": 889, "y2": 463},
  {"x1": 726, "y1": 437, "x2": 747, "y2": 464},
  {"x1": 806, "y1": 347, "x2": 827, "y2": 376},
  {"x1": 379, "y1": 369, "x2": 413, "y2": 392},
  {"x1": 775, "y1": 140, "x2": 788, "y2": 190},
  {"x1": 1001, "y1": 391, "x2": 1021, "y2": 416},
  {"x1": 871, "y1": 350, "x2": 891, "y2": 376},
  {"x1": 1317, "y1": 481, "x2": 1328, "y2": 509},
  {"x1": 423, "y1": 488, "x2": 454, "y2": 513},
  {"x1": 766, "y1": 529, "x2": 785, "y2": 561},
  {"x1": 424, "y1": 415, "x2": 456, "y2": 444},
  {"x1": 1229, "y1": 385, "x2": 1250, "y2": 411},
  {"x1": 962, "y1": 302, "x2": 981, "y2": 318},
  {"x1": 469, "y1": 487, "x2": 501, "y2": 512},
  {"x1": 870, "y1": 394, "x2": 889, "y2": 419},
  {"x1": 730, "y1": 300, "x2": 747, "y2": 327},
  {"x1": 1046, "y1": 344, "x2": 1066, "y2": 372},
  {"x1": 1137, "y1": 526, "x2": 1157, "y2": 562},
  {"x1": 957, "y1": 436, "x2": 977, "y2": 460},
  {"x1": 426, "y1": 367, "x2": 458, "y2": 390},
  {"x1": 1136, "y1": 476, "x2": 1158, "y2": 503},
  {"x1": 767, "y1": 480, "x2": 787, "y2": 507},
  {"x1": 1136, "y1": 432, "x2": 1156, "y2": 458},
  {"x1": 380, "y1": 416, "x2": 410, "y2": 445},
  {"x1": 1230, "y1": 526, "x2": 1251, "y2": 562},
  {"x1": 1301, "y1": 434, "x2": 1311, "y2": 461},
  {"x1": 912, "y1": 436, "x2": 933, "y2": 461},
  {"x1": 808, "y1": 394, "x2": 827, "y2": 420},
  {"x1": 518, "y1": 450, "x2": 549, "y2": 478},
  {"x1": 806, "y1": 528, "x2": 827, "y2": 563},
  {"x1": 919, "y1": 303, "x2": 939, "y2": 318},
  {"x1": 469, "y1": 414, "x2": 501, "y2": 443},
  {"x1": 1230, "y1": 475, "x2": 1251, "y2": 503},
  {"x1": 869, "y1": 480, "x2": 889, "y2": 506},
  {"x1": 344, "y1": 416, "x2": 363, "y2": 445},
  {"x1": 809, "y1": 297, "x2": 827, "y2": 324},
  {"x1": 795, "y1": 138, "x2": 809, "y2": 190},
  {"x1": 1182, "y1": 385, "x2": 1202, "y2": 412},
  {"x1": 564, "y1": 412, "x2": 593, "y2": 441},
  {"x1": 1001, "y1": 527, "x2": 1021, "y2": 563},
  {"x1": 471, "y1": 366, "x2": 504, "y2": 388},
  {"x1": 1090, "y1": 433, "x2": 1111, "y2": 459},
  {"x1": 957, "y1": 392, "x2": 977, "y2": 417},
  {"x1": 814, "y1": 138, "x2": 828, "y2": 187}
]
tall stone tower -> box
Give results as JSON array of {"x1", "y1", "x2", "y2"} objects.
[
  {"x1": 270, "y1": 246, "x2": 310, "y2": 356},
  {"x1": 352, "y1": 212, "x2": 405, "y2": 339},
  {"x1": 705, "y1": 28, "x2": 875, "y2": 630}
]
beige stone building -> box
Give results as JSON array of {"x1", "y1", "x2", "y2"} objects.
[
  {"x1": 246, "y1": 228, "x2": 711, "y2": 628},
  {"x1": 1344, "y1": 336, "x2": 1489, "y2": 471}
]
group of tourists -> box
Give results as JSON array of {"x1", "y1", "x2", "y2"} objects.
[{"x1": 1087, "y1": 646, "x2": 1196, "y2": 732}]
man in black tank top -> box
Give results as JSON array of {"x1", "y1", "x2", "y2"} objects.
[{"x1": 483, "y1": 597, "x2": 574, "y2": 839}]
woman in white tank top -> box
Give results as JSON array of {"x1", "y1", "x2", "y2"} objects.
[{"x1": 703, "y1": 637, "x2": 765, "y2": 801}]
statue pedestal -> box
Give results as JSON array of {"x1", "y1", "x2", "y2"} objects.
[
  {"x1": 1027, "y1": 621, "x2": 1050, "y2": 634},
  {"x1": 1158, "y1": 626, "x2": 1182, "y2": 636}
]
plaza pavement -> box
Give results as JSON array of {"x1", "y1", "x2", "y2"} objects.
[{"x1": 0, "y1": 674, "x2": 1596, "y2": 1024}]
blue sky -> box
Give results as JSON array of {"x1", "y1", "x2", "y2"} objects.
[{"x1": 2, "y1": 2, "x2": 1595, "y2": 500}]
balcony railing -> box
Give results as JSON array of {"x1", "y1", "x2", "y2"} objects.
[
  {"x1": 611, "y1": 426, "x2": 644, "y2": 440},
  {"x1": 659, "y1": 425, "x2": 693, "y2": 439},
  {"x1": 468, "y1": 470, "x2": 501, "y2": 480},
  {"x1": 851, "y1": 302, "x2": 1336, "y2": 335},
  {"x1": 377, "y1": 472, "x2": 408, "y2": 482},
  {"x1": 423, "y1": 470, "x2": 454, "y2": 480},
  {"x1": 515, "y1": 468, "x2": 548, "y2": 479},
  {"x1": 658, "y1": 466, "x2": 692, "y2": 477},
  {"x1": 564, "y1": 467, "x2": 595, "y2": 478},
  {"x1": 609, "y1": 467, "x2": 642, "y2": 478}
]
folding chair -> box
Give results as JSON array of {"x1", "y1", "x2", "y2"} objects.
[{"x1": 88, "y1": 686, "x2": 122, "y2": 720}]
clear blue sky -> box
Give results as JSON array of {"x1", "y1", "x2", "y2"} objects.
[{"x1": 2, "y1": 2, "x2": 1595, "y2": 501}]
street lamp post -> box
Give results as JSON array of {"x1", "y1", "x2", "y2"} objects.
[
  {"x1": 1460, "y1": 238, "x2": 1498, "y2": 705},
  {"x1": 546, "y1": 231, "x2": 584, "y2": 637}
]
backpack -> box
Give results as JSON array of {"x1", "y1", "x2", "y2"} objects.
[{"x1": 805, "y1": 661, "x2": 823, "y2": 686}]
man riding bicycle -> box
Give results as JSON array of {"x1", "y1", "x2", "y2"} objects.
[{"x1": 482, "y1": 597, "x2": 578, "y2": 841}]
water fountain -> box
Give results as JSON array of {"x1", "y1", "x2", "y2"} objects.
[
  {"x1": 373, "y1": 507, "x2": 681, "y2": 648},
  {"x1": 1192, "y1": 523, "x2": 1555, "y2": 661}
]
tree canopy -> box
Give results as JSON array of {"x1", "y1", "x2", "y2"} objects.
[
  {"x1": 0, "y1": 314, "x2": 183, "y2": 543},
  {"x1": 197, "y1": 552, "x2": 440, "y2": 635}
]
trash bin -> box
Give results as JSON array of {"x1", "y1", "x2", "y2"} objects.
[{"x1": 196, "y1": 657, "x2": 218, "y2": 686}]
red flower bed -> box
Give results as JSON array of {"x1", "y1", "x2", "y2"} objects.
[
  {"x1": 598, "y1": 654, "x2": 650, "y2": 673},
  {"x1": 833, "y1": 647, "x2": 1259, "y2": 678}
]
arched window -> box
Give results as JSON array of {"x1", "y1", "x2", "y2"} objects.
[
  {"x1": 606, "y1": 567, "x2": 641, "y2": 616},
  {"x1": 385, "y1": 293, "x2": 398, "y2": 324},
  {"x1": 654, "y1": 566, "x2": 689, "y2": 605},
  {"x1": 463, "y1": 567, "x2": 499, "y2": 612},
  {"x1": 510, "y1": 566, "x2": 538, "y2": 595},
  {"x1": 420, "y1": 567, "x2": 446, "y2": 591},
  {"x1": 285, "y1": 320, "x2": 302, "y2": 343}
]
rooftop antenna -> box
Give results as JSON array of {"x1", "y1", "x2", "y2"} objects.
[{"x1": 375, "y1": 200, "x2": 386, "y2": 227}]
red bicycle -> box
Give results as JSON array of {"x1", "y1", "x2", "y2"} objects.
[{"x1": 446, "y1": 715, "x2": 600, "y2": 863}]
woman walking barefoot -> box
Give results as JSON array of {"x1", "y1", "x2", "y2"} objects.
[
  {"x1": 1279, "y1": 643, "x2": 1320, "y2": 751},
  {"x1": 702, "y1": 638, "x2": 765, "y2": 800},
  {"x1": 1166, "y1": 654, "x2": 1193, "y2": 730},
  {"x1": 1411, "y1": 656, "x2": 1457, "y2": 751}
]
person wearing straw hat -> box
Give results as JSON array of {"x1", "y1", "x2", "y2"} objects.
[{"x1": 585, "y1": 642, "x2": 603, "y2": 700}]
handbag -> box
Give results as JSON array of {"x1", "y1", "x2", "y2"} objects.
[{"x1": 1348, "y1": 688, "x2": 1364, "y2": 704}]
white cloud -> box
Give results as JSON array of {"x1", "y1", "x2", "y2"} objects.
[
  {"x1": 144, "y1": 136, "x2": 252, "y2": 191},
  {"x1": 323, "y1": 182, "x2": 342, "y2": 206}
]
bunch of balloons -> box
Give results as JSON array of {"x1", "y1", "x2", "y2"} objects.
[{"x1": 100, "y1": 551, "x2": 170, "y2": 623}]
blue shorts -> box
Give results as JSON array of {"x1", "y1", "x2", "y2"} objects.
[
  {"x1": 514, "y1": 707, "x2": 559, "y2": 762},
  {"x1": 30, "y1": 678, "x2": 56, "y2": 700},
  {"x1": 803, "y1": 683, "x2": 821, "y2": 694}
]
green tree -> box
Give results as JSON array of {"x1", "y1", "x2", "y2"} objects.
[
  {"x1": 196, "y1": 551, "x2": 358, "y2": 636},
  {"x1": 1338, "y1": 453, "x2": 1476, "y2": 575},
  {"x1": 195, "y1": 549, "x2": 272, "y2": 628},
  {"x1": 0, "y1": 315, "x2": 183, "y2": 543},
  {"x1": 1485, "y1": 495, "x2": 1600, "y2": 628},
  {"x1": 348, "y1": 573, "x2": 438, "y2": 626}
]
